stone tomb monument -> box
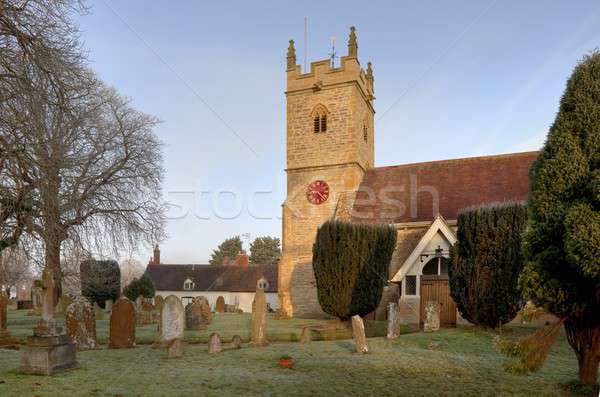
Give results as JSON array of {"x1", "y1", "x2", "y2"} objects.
[
  {"x1": 66, "y1": 296, "x2": 97, "y2": 350},
  {"x1": 19, "y1": 268, "x2": 77, "y2": 375},
  {"x1": 108, "y1": 297, "x2": 136, "y2": 348}
]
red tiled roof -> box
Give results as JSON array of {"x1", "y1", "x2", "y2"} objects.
[
  {"x1": 144, "y1": 264, "x2": 277, "y2": 293},
  {"x1": 351, "y1": 151, "x2": 537, "y2": 224}
]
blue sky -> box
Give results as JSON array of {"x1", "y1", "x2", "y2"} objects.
[{"x1": 76, "y1": 0, "x2": 600, "y2": 264}]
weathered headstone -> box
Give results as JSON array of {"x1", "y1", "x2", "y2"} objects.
[
  {"x1": 250, "y1": 288, "x2": 268, "y2": 346},
  {"x1": 66, "y1": 296, "x2": 96, "y2": 350},
  {"x1": 154, "y1": 295, "x2": 164, "y2": 333},
  {"x1": 30, "y1": 281, "x2": 43, "y2": 316},
  {"x1": 351, "y1": 315, "x2": 368, "y2": 354},
  {"x1": 386, "y1": 302, "x2": 401, "y2": 339},
  {"x1": 108, "y1": 297, "x2": 136, "y2": 348},
  {"x1": 94, "y1": 302, "x2": 105, "y2": 320},
  {"x1": 104, "y1": 299, "x2": 113, "y2": 314},
  {"x1": 0, "y1": 291, "x2": 15, "y2": 346},
  {"x1": 300, "y1": 326, "x2": 312, "y2": 344},
  {"x1": 423, "y1": 301, "x2": 441, "y2": 332},
  {"x1": 20, "y1": 268, "x2": 77, "y2": 375},
  {"x1": 137, "y1": 301, "x2": 156, "y2": 326},
  {"x1": 215, "y1": 296, "x2": 225, "y2": 314},
  {"x1": 231, "y1": 334, "x2": 242, "y2": 349},
  {"x1": 185, "y1": 298, "x2": 211, "y2": 330},
  {"x1": 160, "y1": 295, "x2": 184, "y2": 345},
  {"x1": 55, "y1": 295, "x2": 73, "y2": 317},
  {"x1": 208, "y1": 332, "x2": 221, "y2": 354},
  {"x1": 167, "y1": 338, "x2": 183, "y2": 358}
]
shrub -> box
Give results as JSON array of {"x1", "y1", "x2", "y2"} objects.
[
  {"x1": 80, "y1": 259, "x2": 121, "y2": 308},
  {"x1": 312, "y1": 220, "x2": 397, "y2": 320},
  {"x1": 449, "y1": 202, "x2": 527, "y2": 328},
  {"x1": 123, "y1": 274, "x2": 155, "y2": 301}
]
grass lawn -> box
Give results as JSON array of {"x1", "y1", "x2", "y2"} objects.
[{"x1": 0, "y1": 310, "x2": 594, "y2": 396}]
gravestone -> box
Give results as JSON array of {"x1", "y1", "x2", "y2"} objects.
[
  {"x1": 231, "y1": 334, "x2": 242, "y2": 349},
  {"x1": 30, "y1": 282, "x2": 43, "y2": 316},
  {"x1": 94, "y1": 302, "x2": 105, "y2": 320},
  {"x1": 300, "y1": 326, "x2": 312, "y2": 344},
  {"x1": 137, "y1": 301, "x2": 156, "y2": 326},
  {"x1": 386, "y1": 302, "x2": 401, "y2": 339},
  {"x1": 250, "y1": 288, "x2": 268, "y2": 346},
  {"x1": 154, "y1": 295, "x2": 164, "y2": 333},
  {"x1": 20, "y1": 268, "x2": 77, "y2": 375},
  {"x1": 185, "y1": 298, "x2": 211, "y2": 330},
  {"x1": 351, "y1": 315, "x2": 368, "y2": 354},
  {"x1": 208, "y1": 332, "x2": 221, "y2": 354},
  {"x1": 108, "y1": 297, "x2": 136, "y2": 348},
  {"x1": 0, "y1": 291, "x2": 15, "y2": 347},
  {"x1": 65, "y1": 296, "x2": 96, "y2": 350},
  {"x1": 424, "y1": 301, "x2": 441, "y2": 332},
  {"x1": 160, "y1": 295, "x2": 184, "y2": 345},
  {"x1": 55, "y1": 295, "x2": 72, "y2": 317},
  {"x1": 168, "y1": 338, "x2": 183, "y2": 358},
  {"x1": 215, "y1": 296, "x2": 225, "y2": 314},
  {"x1": 104, "y1": 299, "x2": 113, "y2": 314}
]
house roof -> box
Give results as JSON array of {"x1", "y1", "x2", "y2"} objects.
[
  {"x1": 144, "y1": 263, "x2": 278, "y2": 293},
  {"x1": 351, "y1": 151, "x2": 537, "y2": 224}
]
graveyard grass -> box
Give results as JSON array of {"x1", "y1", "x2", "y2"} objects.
[{"x1": 0, "y1": 310, "x2": 588, "y2": 397}]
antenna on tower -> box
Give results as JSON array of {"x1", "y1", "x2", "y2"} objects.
[
  {"x1": 329, "y1": 36, "x2": 338, "y2": 68},
  {"x1": 303, "y1": 17, "x2": 308, "y2": 71}
]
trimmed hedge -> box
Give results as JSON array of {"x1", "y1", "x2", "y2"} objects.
[{"x1": 80, "y1": 259, "x2": 121, "y2": 308}]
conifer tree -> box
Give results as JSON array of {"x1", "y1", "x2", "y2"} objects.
[
  {"x1": 520, "y1": 51, "x2": 600, "y2": 385},
  {"x1": 209, "y1": 236, "x2": 243, "y2": 265}
]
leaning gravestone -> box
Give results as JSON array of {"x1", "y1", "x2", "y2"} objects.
[
  {"x1": 250, "y1": 288, "x2": 268, "y2": 346},
  {"x1": 215, "y1": 296, "x2": 225, "y2": 314},
  {"x1": 423, "y1": 301, "x2": 441, "y2": 332},
  {"x1": 185, "y1": 299, "x2": 210, "y2": 330},
  {"x1": 66, "y1": 296, "x2": 96, "y2": 350},
  {"x1": 108, "y1": 297, "x2": 136, "y2": 348},
  {"x1": 386, "y1": 302, "x2": 401, "y2": 339},
  {"x1": 208, "y1": 332, "x2": 221, "y2": 354},
  {"x1": 160, "y1": 295, "x2": 184, "y2": 345},
  {"x1": 351, "y1": 315, "x2": 368, "y2": 354},
  {"x1": 231, "y1": 334, "x2": 242, "y2": 349}
]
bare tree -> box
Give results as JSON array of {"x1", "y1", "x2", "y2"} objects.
[
  {"x1": 0, "y1": 245, "x2": 33, "y2": 295},
  {"x1": 120, "y1": 258, "x2": 145, "y2": 289},
  {"x1": 1, "y1": 0, "x2": 165, "y2": 294}
]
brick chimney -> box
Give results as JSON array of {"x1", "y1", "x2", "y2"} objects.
[
  {"x1": 153, "y1": 244, "x2": 160, "y2": 265},
  {"x1": 235, "y1": 252, "x2": 249, "y2": 267}
]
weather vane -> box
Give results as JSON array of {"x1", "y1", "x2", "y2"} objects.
[{"x1": 329, "y1": 36, "x2": 338, "y2": 68}]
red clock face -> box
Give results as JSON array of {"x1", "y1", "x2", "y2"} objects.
[{"x1": 307, "y1": 180, "x2": 330, "y2": 205}]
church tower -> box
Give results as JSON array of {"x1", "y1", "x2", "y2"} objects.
[{"x1": 279, "y1": 27, "x2": 375, "y2": 318}]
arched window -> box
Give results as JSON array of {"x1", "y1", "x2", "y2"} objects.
[
  {"x1": 183, "y1": 278, "x2": 195, "y2": 291},
  {"x1": 311, "y1": 104, "x2": 329, "y2": 133},
  {"x1": 422, "y1": 257, "x2": 450, "y2": 276}
]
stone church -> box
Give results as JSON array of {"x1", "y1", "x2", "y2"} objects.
[{"x1": 278, "y1": 27, "x2": 537, "y2": 324}]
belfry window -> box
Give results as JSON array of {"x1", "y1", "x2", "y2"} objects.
[
  {"x1": 363, "y1": 125, "x2": 368, "y2": 142},
  {"x1": 311, "y1": 105, "x2": 329, "y2": 133}
]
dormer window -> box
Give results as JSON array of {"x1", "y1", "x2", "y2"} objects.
[
  {"x1": 311, "y1": 104, "x2": 329, "y2": 133},
  {"x1": 257, "y1": 277, "x2": 269, "y2": 290},
  {"x1": 183, "y1": 278, "x2": 195, "y2": 291}
]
